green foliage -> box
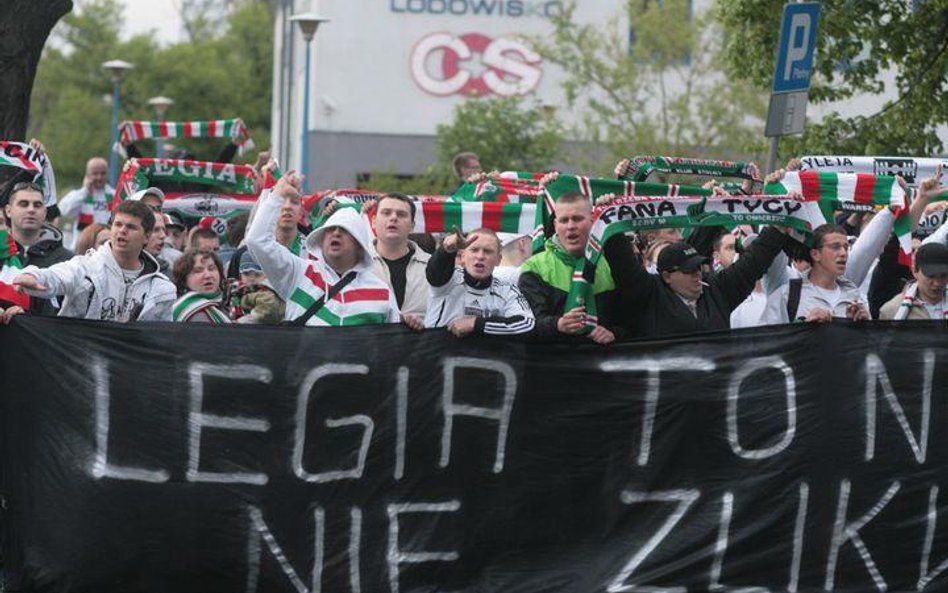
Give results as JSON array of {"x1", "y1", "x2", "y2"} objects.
[
  {"x1": 357, "y1": 170, "x2": 457, "y2": 197},
  {"x1": 434, "y1": 96, "x2": 564, "y2": 175},
  {"x1": 531, "y1": 0, "x2": 767, "y2": 173},
  {"x1": 29, "y1": 0, "x2": 273, "y2": 187},
  {"x1": 715, "y1": 0, "x2": 948, "y2": 157}
]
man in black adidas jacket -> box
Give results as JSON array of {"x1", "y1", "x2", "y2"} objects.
[{"x1": 604, "y1": 226, "x2": 787, "y2": 338}]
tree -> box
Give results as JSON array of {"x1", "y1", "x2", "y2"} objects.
[
  {"x1": 715, "y1": 0, "x2": 948, "y2": 157},
  {"x1": 0, "y1": 0, "x2": 72, "y2": 140},
  {"x1": 435, "y1": 96, "x2": 564, "y2": 174},
  {"x1": 359, "y1": 96, "x2": 564, "y2": 196},
  {"x1": 532, "y1": 0, "x2": 767, "y2": 175},
  {"x1": 28, "y1": 0, "x2": 273, "y2": 186}
]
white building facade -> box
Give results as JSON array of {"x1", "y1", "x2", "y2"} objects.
[{"x1": 270, "y1": 0, "x2": 944, "y2": 190}]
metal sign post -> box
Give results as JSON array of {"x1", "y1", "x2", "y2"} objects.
[{"x1": 764, "y1": 2, "x2": 821, "y2": 174}]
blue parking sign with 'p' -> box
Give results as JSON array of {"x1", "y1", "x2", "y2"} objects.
[{"x1": 772, "y1": 2, "x2": 821, "y2": 94}]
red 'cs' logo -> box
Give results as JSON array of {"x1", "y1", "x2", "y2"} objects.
[{"x1": 410, "y1": 32, "x2": 543, "y2": 97}]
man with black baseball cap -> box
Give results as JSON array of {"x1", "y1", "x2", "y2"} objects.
[
  {"x1": 880, "y1": 242, "x2": 948, "y2": 320},
  {"x1": 604, "y1": 226, "x2": 787, "y2": 338}
]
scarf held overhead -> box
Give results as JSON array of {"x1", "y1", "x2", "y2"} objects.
[
  {"x1": 114, "y1": 158, "x2": 258, "y2": 202},
  {"x1": 616, "y1": 156, "x2": 758, "y2": 183},
  {"x1": 0, "y1": 141, "x2": 58, "y2": 209},
  {"x1": 116, "y1": 119, "x2": 255, "y2": 156}
]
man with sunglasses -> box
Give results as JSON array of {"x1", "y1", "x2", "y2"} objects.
[
  {"x1": 2, "y1": 181, "x2": 73, "y2": 316},
  {"x1": 762, "y1": 224, "x2": 870, "y2": 323}
]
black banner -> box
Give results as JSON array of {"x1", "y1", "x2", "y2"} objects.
[{"x1": 1, "y1": 318, "x2": 947, "y2": 593}]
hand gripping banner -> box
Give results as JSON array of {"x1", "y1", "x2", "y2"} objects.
[{"x1": 3, "y1": 318, "x2": 948, "y2": 593}]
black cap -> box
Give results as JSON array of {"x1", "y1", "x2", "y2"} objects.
[
  {"x1": 657, "y1": 241, "x2": 710, "y2": 273},
  {"x1": 165, "y1": 212, "x2": 186, "y2": 230},
  {"x1": 915, "y1": 243, "x2": 948, "y2": 277}
]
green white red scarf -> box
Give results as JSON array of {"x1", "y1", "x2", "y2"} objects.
[
  {"x1": 115, "y1": 158, "x2": 258, "y2": 202},
  {"x1": 537, "y1": 174, "x2": 716, "y2": 252},
  {"x1": 564, "y1": 192, "x2": 826, "y2": 332},
  {"x1": 893, "y1": 282, "x2": 948, "y2": 320},
  {"x1": 0, "y1": 141, "x2": 58, "y2": 208},
  {"x1": 172, "y1": 291, "x2": 230, "y2": 323},
  {"x1": 616, "y1": 156, "x2": 758, "y2": 183},
  {"x1": 451, "y1": 171, "x2": 545, "y2": 204},
  {"x1": 764, "y1": 171, "x2": 912, "y2": 260},
  {"x1": 798, "y1": 155, "x2": 948, "y2": 188},
  {"x1": 0, "y1": 230, "x2": 29, "y2": 310},
  {"x1": 309, "y1": 194, "x2": 535, "y2": 237},
  {"x1": 117, "y1": 119, "x2": 255, "y2": 156}
]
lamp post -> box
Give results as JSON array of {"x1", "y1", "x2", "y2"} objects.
[
  {"x1": 290, "y1": 12, "x2": 329, "y2": 191},
  {"x1": 147, "y1": 96, "x2": 174, "y2": 158},
  {"x1": 102, "y1": 59, "x2": 134, "y2": 187}
]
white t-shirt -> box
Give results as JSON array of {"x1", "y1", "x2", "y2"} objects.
[{"x1": 809, "y1": 284, "x2": 843, "y2": 311}]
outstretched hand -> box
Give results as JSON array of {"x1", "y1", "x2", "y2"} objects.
[{"x1": 12, "y1": 273, "x2": 46, "y2": 293}]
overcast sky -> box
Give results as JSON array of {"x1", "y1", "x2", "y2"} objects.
[{"x1": 122, "y1": 0, "x2": 184, "y2": 44}]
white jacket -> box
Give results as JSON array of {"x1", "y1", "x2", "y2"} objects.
[
  {"x1": 20, "y1": 242, "x2": 175, "y2": 321},
  {"x1": 246, "y1": 191, "x2": 400, "y2": 326},
  {"x1": 760, "y1": 270, "x2": 863, "y2": 324}
]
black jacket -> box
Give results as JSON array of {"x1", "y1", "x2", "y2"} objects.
[
  {"x1": 607, "y1": 227, "x2": 786, "y2": 338},
  {"x1": 518, "y1": 239, "x2": 629, "y2": 343},
  {"x1": 17, "y1": 224, "x2": 74, "y2": 316}
]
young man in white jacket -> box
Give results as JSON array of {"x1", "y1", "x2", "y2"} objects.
[
  {"x1": 246, "y1": 172, "x2": 401, "y2": 326},
  {"x1": 425, "y1": 227, "x2": 535, "y2": 338},
  {"x1": 761, "y1": 224, "x2": 870, "y2": 324},
  {"x1": 13, "y1": 200, "x2": 176, "y2": 321}
]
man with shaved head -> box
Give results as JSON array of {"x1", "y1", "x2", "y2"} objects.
[{"x1": 59, "y1": 156, "x2": 113, "y2": 250}]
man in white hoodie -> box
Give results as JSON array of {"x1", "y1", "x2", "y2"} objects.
[
  {"x1": 13, "y1": 200, "x2": 176, "y2": 321},
  {"x1": 246, "y1": 172, "x2": 400, "y2": 326}
]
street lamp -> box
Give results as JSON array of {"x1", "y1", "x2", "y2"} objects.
[
  {"x1": 102, "y1": 59, "x2": 134, "y2": 187},
  {"x1": 148, "y1": 96, "x2": 175, "y2": 158},
  {"x1": 290, "y1": 12, "x2": 329, "y2": 191}
]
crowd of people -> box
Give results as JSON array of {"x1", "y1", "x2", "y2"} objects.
[{"x1": 2, "y1": 144, "x2": 947, "y2": 341}]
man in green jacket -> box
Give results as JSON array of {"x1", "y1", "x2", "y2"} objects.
[{"x1": 519, "y1": 192, "x2": 625, "y2": 344}]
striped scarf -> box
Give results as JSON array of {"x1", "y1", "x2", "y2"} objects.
[
  {"x1": 0, "y1": 230, "x2": 29, "y2": 310},
  {"x1": 798, "y1": 155, "x2": 948, "y2": 188},
  {"x1": 893, "y1": 282, "x2": 948, "y2": 320},
  {"x1": 0, "y1": 141, "x2": 58, "y2": 209},
  {"x1": 287, "y1": 266, "x2": 391, "y2": 326},
  {"x1": 616, "y1": 156, "x2": 758, "y2": 183},
  {"x1": 765, "y1": 171, "x2": 912, "y2": 261},
  {"x1": 117, "y1": 119, "x2": 255, "y2": 155},
  {"x1": 537, "y1": 174, "x2": 715, "y2": 252},
  {"x1": 565, "y1": 193, "x2": 826, "y2": 332},
  {"x1": 451, "y1": 172, "x2": 545, "y2": 204},
  {"x1": 329, "y1": 199, "x2": 537, "y2": 237},
  {"x1": 411, "y1": 200, "x2": 535, "y2": 234},
  {"x1": 115, "y1": 158, "x2": 258, "y2": 202},
  {"x1": 172, "y1": 291, "x2": 231, "y2": 323}
]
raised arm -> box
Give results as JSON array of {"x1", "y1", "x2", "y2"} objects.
[{"x1": 245, "y1": 177, "x2": 305, "y2": 300}]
